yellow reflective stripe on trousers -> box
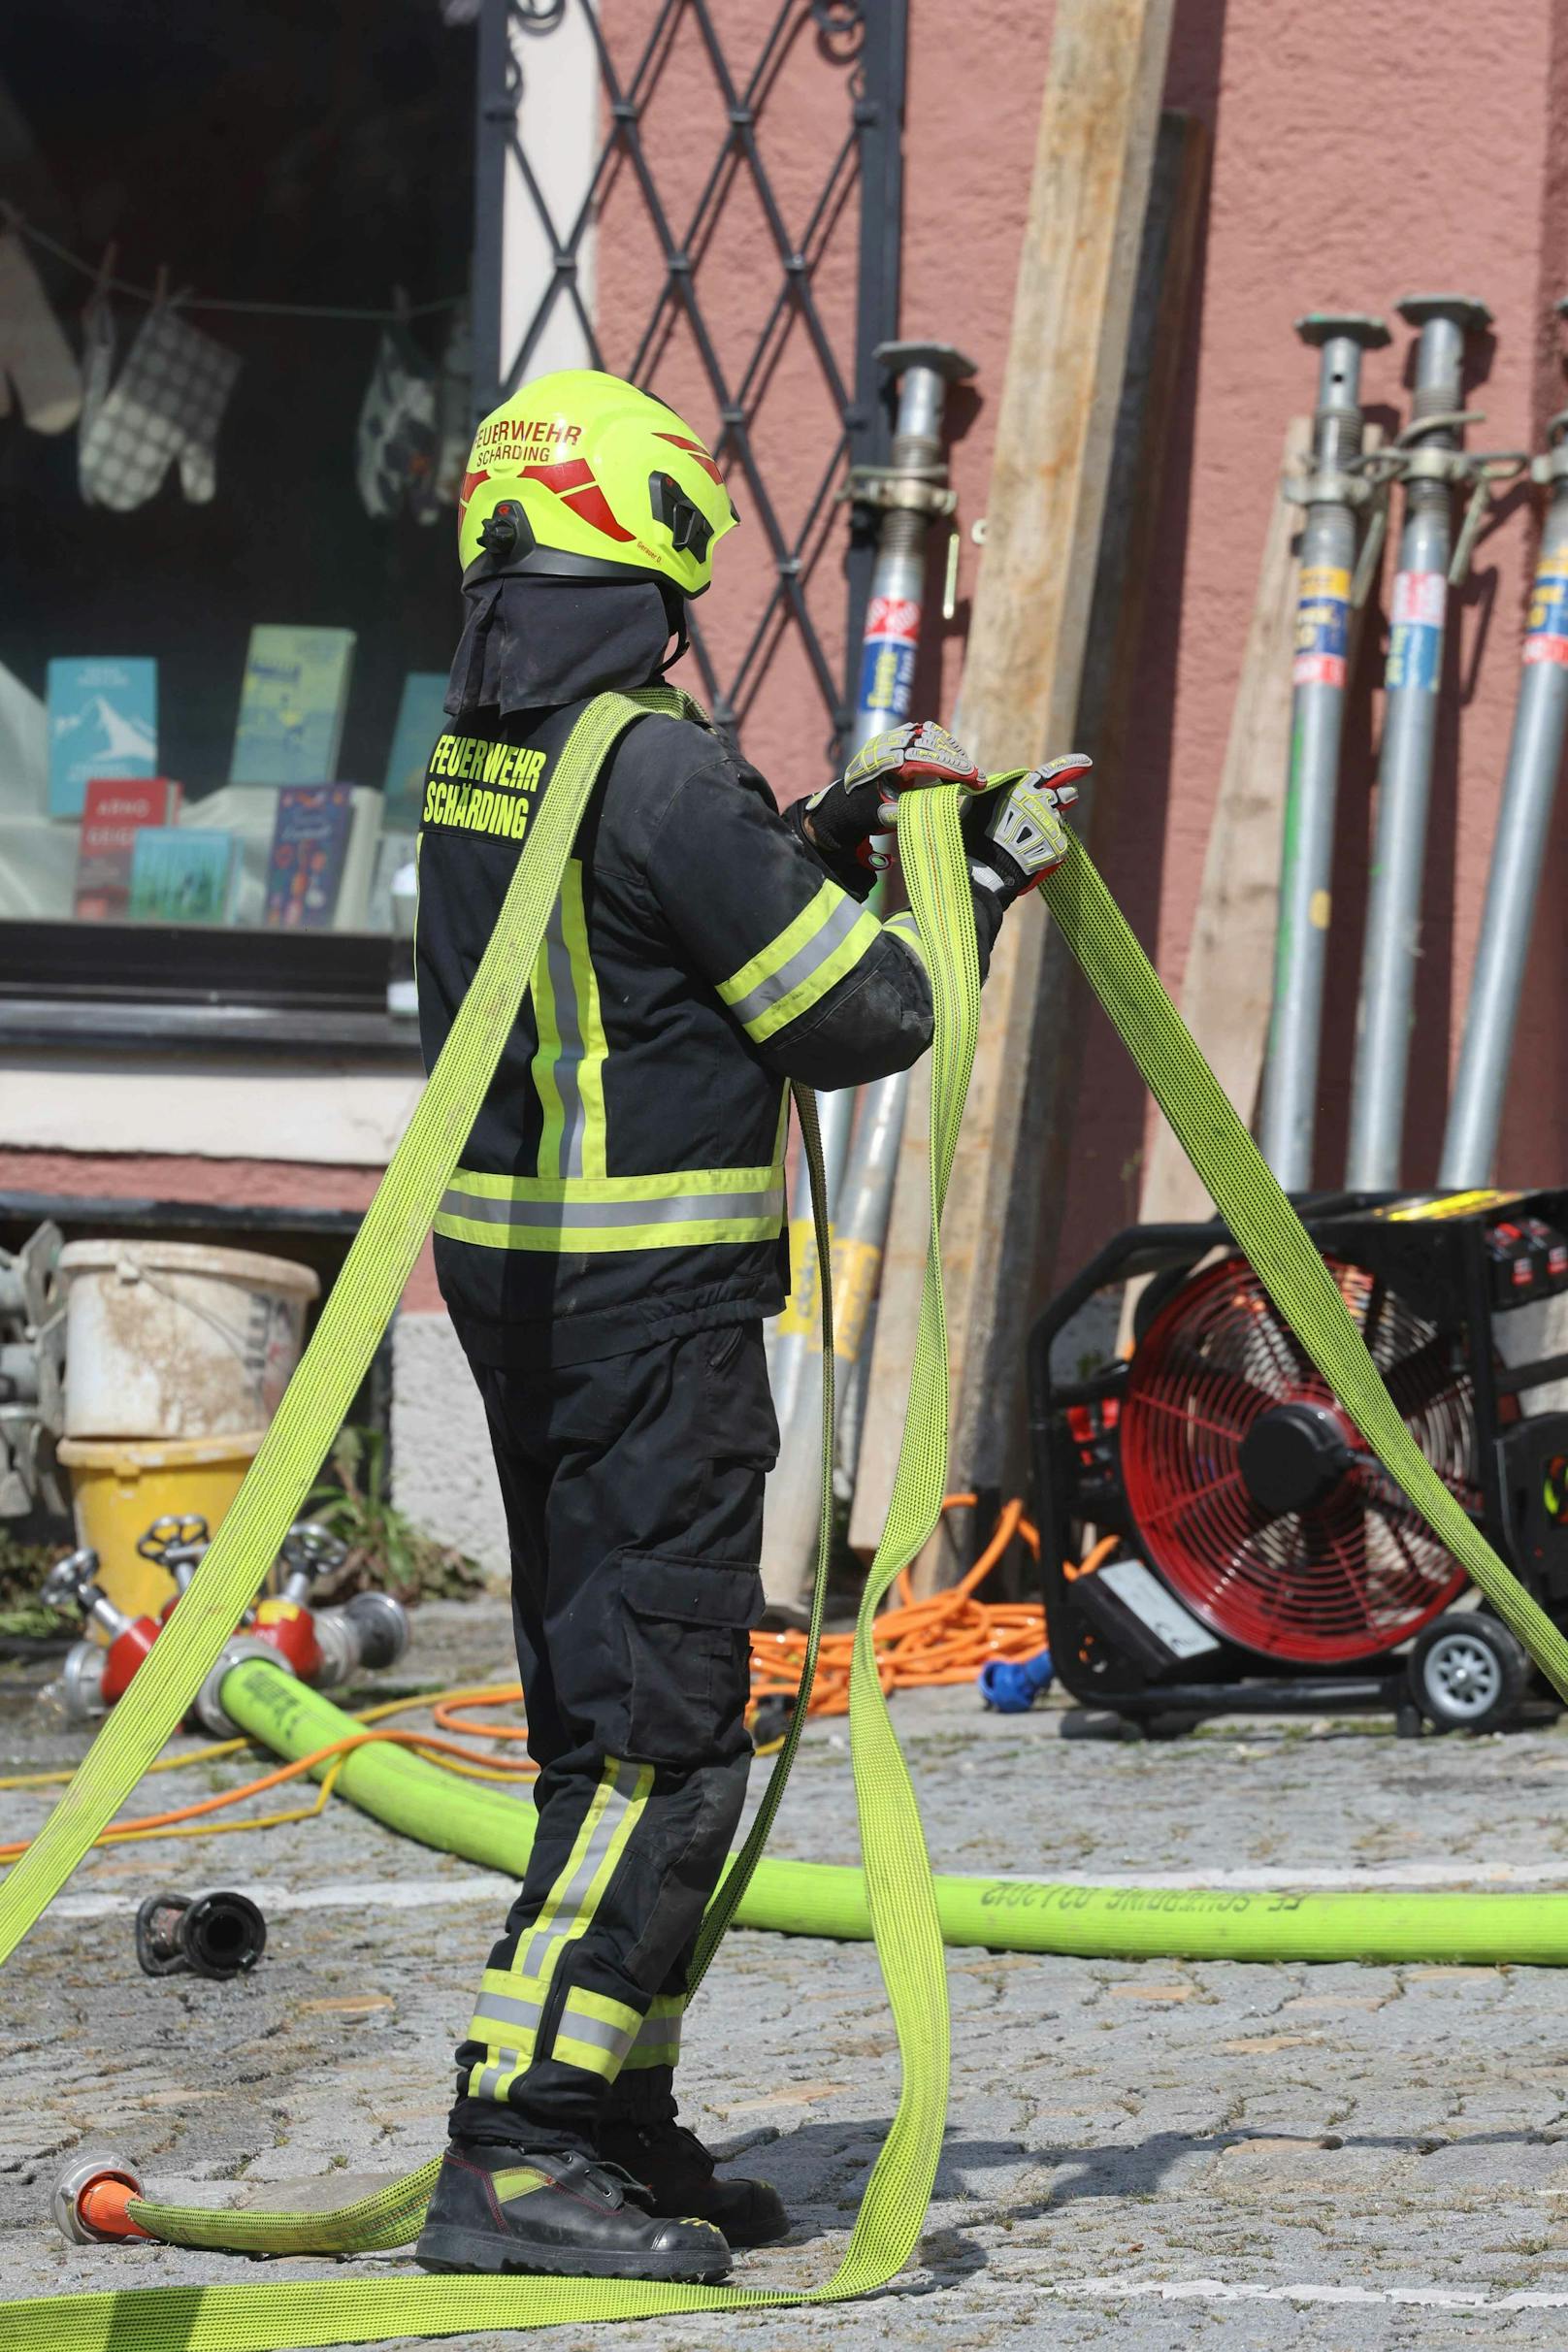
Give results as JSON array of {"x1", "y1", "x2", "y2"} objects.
[
  {"x1": 718, "y1": 876, "x2": 882, "y2": 1042},
  {"x1": 435, "y1": 1160, "x2": 786, "y2": 1252},
  {"x1": 529, "y1": 859, "x2": 608, "y2": 1182},
  {"x1": 555, "y1": 1987, "x2": 644, "y2": 2078},
  {"x1": 467, "y1": 1755, "x2": 651, "y2": 2099},
  {"x1": 468, "y1": 1975, "x2": 644, "y2": 2087},
  {"x1": 621, "y1": 1990, "x2": 684, "y2": 2071}
]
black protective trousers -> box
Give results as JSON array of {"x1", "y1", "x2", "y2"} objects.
[{"x1": 447, "y1": 1317, "x2": 777, "y2": 2156}]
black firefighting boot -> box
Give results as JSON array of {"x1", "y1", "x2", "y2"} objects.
[
  {"x1": 598, "y1": 2116, "x2": 790, "y2": 2249},
  {"x1": 414, "y1": 2141, "x2": 732, "y2": 2281}
]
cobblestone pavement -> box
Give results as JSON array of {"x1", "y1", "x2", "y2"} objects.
[{"x1": 6, "y1": 1598, "x2": 1568, "y2": 2348}]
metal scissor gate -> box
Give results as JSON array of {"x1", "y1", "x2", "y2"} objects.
[{"x1": 471, "y1": 0, "x2": 907, "y2": 759}]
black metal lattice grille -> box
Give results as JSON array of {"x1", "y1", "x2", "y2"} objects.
[{"x1": 472, "y1": 0, "x2": 906, "y2": 759}]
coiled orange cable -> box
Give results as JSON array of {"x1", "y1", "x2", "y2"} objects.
[{"x1": 749, "y1": 1492, "x2": 1063, "y2": 1720}]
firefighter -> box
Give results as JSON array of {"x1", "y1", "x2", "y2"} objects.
[{"x1": 412, "y1": 369, "x2": 1084, "y2": 2283}]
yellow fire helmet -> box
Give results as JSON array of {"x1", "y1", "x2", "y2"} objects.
[{"x1": 457, "y1": 368, "x2": 738, "y2": 598}]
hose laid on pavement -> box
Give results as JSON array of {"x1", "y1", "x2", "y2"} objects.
[
  {"x1": 216, "y1": 1653, "x2": 1568, "y2": 1972},
  {"x1": 8, "y1": 746, "x2": 1568, "y2": 2352}
]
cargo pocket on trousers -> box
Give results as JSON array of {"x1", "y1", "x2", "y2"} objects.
[{"x1": 620, "y1": 1552, "x2": 764, "y2": 1764}]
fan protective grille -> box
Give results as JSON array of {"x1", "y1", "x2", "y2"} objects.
[{"x1": 1119, "y1": 1256, "x2": 1476, "y2": 1663}]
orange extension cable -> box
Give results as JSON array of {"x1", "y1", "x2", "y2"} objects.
[
  {"x1": 749, "y1": 1493, "x2": 1086, "y2": 1721},
  {"x1": 0, "y1": 1721, "x2": 539, "y2": 1866},
  {"x1": 422, "y1": 1500, "x2": 1075, "y2": 1735},
  {"x1": 0, "y1": 1503, "x2": 1100, "y2": 1866}
]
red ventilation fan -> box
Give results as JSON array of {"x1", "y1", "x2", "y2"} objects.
[{"x1": 1119, "y1": 1256, "x2": 1477, "y2": 1663}]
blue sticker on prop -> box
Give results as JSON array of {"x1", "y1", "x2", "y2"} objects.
[
  {"x1": 1292, "y1": 564, "x2": 1351, "y2": 689},
  {"x1": 1524, "y1": 556, "x2": 1568, "y2": 669},
  {"x1": 1386, "y1": 570, "x2": 1445, "y2": 694}
]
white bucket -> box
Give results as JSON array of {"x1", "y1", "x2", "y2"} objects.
[{"x1": 59, "y1": 1240, "x2": 320, "y2": 1439}]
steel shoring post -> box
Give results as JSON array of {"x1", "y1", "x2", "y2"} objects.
[
  {"x1": 1347, "y1": 293, "x2": 1492, "y2": 1191},
  {"x1": 763, "y1": 343, "x2": 974, "y2": 1617},
  {"x1": 1258, "y1": 311, "x2": 1388, "y2": 1191},
  {"x1": 1441, "y1": 372, "x2": 1568, "y2": 1184}
]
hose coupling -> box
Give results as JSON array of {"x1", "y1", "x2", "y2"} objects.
[
  {"x1": 191, "y1": 1633, "x2": 296, "y2": 1737},
  {"x1": 310, "y1": 1589, "x2": 410, "y2": 1687},
  {"x1": 55, "y1": 1640, "x2": 109, "y2": 1722},
  {"x1": 135, "y1": 1888, "x2": 268, "y2": 1979},
  {"x1": 51, "y1": 2149, "x2": 147, "y2": 2244}
]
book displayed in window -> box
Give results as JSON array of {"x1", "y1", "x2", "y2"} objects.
[
  {"x1": 264, "y1": 783, "x2": 351, "y2": 929},
  {"x1": 75, "y1": 776, "x2": 184, "y2": 920},
  {"x1": 382, "y1": 670, "x2": 449, "y2": 830},
  {"x1": 46, "y1": 656, "x2": 157, "y2": 818},
  {"x1": 128, "y1": 827, "x2": 236, "y2": 924},
  {"x1": 230, "y1": 625, "x2": 356, "y2": 786},
  {"x1": 262, "y1": 783, "x2": 381, "y2": 929}
]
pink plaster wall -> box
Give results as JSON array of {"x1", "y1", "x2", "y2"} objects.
[{"x1": 596, "y1": 0, "x2": 1568, "y2": 1285}]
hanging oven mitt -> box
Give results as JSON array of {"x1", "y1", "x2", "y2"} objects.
[
  {"x1": 78, "y1": 302, "x2": 240, "y2": 510},
  {"x1": 0, "y1": 230, "x2": 82, "y2": 434},
  {"x1": 356, "y1": 323, "x2": 437, "y2": 519}
]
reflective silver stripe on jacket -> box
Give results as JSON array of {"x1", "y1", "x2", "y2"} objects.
[
  {"x1": 438, "y1": 1185, "x2": 785, "y2": 1230},
  {"x1": 723, "y1": 893, "x2": 867, "y2": 1031}
]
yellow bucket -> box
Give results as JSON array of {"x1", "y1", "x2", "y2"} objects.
[{"x1": 56, "y1": 1431, "x2": 268, "y2": 1626}]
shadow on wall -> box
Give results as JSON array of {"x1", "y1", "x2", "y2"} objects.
[{"x1": 1051, "y1": 0, "x2": 1226, "y2": 1284}]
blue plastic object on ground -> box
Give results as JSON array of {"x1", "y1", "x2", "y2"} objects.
[{"x1": 978, "y1": 1648, "x2": 1054, "y2": 1713}]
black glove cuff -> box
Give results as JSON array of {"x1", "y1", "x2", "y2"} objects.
[
  {"x1": 786, "y1": 798, "x2": 875, "y2": 901},
  {"x1": 966, "y1": 849, "x2": 1024, "y2": 910}
]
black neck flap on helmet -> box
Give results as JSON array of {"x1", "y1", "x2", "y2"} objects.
[{"x1": 444, "y1": 574, "x2": 680, "y2": 721}]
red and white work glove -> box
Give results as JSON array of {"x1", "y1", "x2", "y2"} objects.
[
  {"x1": 800, "y1": 720, "x2": 986, "y2": 877},
  {"x1": 964, "y1": 754, "x2": 1092, "y2": 902}
]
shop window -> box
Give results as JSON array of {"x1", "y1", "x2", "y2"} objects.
[{"x1": 0, "y1": 0, "x2": 474, "y2": 1023}]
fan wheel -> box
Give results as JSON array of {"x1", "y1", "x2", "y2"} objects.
[{"x1": 1119, "y1": 1256, "x2": 1477, "y2": 1664}]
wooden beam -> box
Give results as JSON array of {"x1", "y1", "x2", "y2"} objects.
[
  {"x1": 849, "y1": 33, "x2": 1184, "y2": 1571},
  {"x1": 1010, "y1": 111, "x2": 1210, "y2": 1453},
  {"x1": 919, "y1": 0, "x2": 1177, "y2": 1580}
]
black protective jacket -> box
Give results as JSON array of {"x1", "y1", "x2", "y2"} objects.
[{"x1": 414, "y1": 578, "x2": 1001, "y2": 1367}]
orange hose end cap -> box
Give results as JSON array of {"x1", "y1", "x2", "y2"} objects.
[{"x1": 79, "y1": 2175, "x2": 150, "y2": 2240}]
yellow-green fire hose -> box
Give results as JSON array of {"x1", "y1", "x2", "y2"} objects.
[
  {"x1": 216, "y1": 1654, "x2": 1568, "y2": 1971},
  {"x1": 4, "y1": 702, "x2": 1568, "y2": 2350}
]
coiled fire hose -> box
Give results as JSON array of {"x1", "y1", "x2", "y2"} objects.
[{"x1": 6, "y1": 699, "x2": 1568, "y2": 2349}]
